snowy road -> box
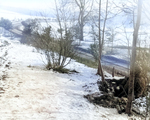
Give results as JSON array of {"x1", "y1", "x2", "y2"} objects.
[
  {"x1": 9, "y1": 21, "x2": 23, "y2": 36},
  {"x1": 77, "y1": 49, "x2": 129, "y2": 76},
  {"x1": 0, "y1": 38, "x2": 140, "y2": 120}
]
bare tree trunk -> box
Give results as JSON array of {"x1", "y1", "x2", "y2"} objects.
[
  {"x1": 80, "y1": 20, "x2": 84, "y2": 41},
  {"x1": 97, "y1": 0, "x2": 108, "y2": 80},
  {"x1": 125, "y1": 0, "x2": 142, "y2": 115},
  {"x1": 97, "y1": 0, "x2": 102, "y2": 76}
]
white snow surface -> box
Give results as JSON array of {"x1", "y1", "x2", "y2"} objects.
[{"x1": 0, "y1": 37, "x2": 141, "y2": 120}]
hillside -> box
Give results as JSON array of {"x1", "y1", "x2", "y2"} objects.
[{"x1": 0, "y1": 37, "x2": 141, "y2": 119}]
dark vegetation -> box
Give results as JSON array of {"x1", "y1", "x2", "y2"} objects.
[
  {"x1": 88, "y1": 42, "x2": 99, "y2": 62},
  {"x1": 53, "y1": 67, "x2": 79, "y2": 74},
  {"x1": 0, "y1": 18, "x2": 12, "y2": 30},
  {"x1": 85, "y1": 48, "x2": 150, "y2": 117}
]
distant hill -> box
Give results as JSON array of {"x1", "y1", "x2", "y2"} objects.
[{"x1": 0, "y1": 5, "x2": 53, "y2": 17}]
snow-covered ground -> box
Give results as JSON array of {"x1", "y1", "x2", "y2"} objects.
[{"x1": 0, "y1": 36, "x2": 143, "y2": 120}]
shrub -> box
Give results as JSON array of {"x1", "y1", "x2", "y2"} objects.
[
  {"x1": 88, "y1": 41, "x2": 99, "y2": 62},
  {"x1": 29, "y1": 26, "x2": 76, "y2": 70},
  {"x1": 134, "y1": 49, "x2": 150, "y2": 97}
]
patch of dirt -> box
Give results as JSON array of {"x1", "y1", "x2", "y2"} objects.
[{"x1": 0, "y1": 63, "x2": 61, "y2": 119}]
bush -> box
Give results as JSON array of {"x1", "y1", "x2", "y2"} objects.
[
  {"x1": 29, "y1": 26, "x2": 76, "y2": 70},
  {"x1": 88, "y1": 42, "x2": 99, "y2": 62},
  {"x1": 134, "y1": 49, "x2": 150, "y2": 97}
]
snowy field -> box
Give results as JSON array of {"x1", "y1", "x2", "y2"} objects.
[{"x1": 0, "y1": 36, "x2": 143, "y2": 120}]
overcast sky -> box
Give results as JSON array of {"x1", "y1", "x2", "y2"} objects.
[
  {"x1": 1, "y1": 0, "x2": 150, "y2": 22},
  {"x1": 0, "y1": 0, "x2": 55, "y2": 10}
]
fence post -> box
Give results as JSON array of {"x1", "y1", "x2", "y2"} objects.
[{"x1": 112, "y1": 67, "x2": 115, "y2": 77}]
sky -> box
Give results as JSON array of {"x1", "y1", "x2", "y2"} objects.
[{"x1": 0, "y1": 0, "x2": 55, "y2": 10}]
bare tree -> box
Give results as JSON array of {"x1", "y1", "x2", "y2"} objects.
[
  {"x1": 74, "y1": 0, "x2": 93, "y2": 41},
  {"x1": 97, "y1": 0, "x2": 108, "y2": 80},
  {"x1": 125, "y1": 0, "x2": 142, "y2": 115}
]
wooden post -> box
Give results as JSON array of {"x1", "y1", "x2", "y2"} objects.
[{"x1": 112, "y1": 67, "x2": 115, "y2": 77}]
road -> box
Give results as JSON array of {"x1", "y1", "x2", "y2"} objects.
[
  {"x1": 76, "y1": 47, "x2": 129, "y2": 76},
  {"x1": 9, "y1": 21, "x2": 23, "y2": 37}
]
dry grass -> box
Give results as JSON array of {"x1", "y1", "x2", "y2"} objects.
[{"x1": 134, "y1": 49, "x2": 150, "y2": 97}]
